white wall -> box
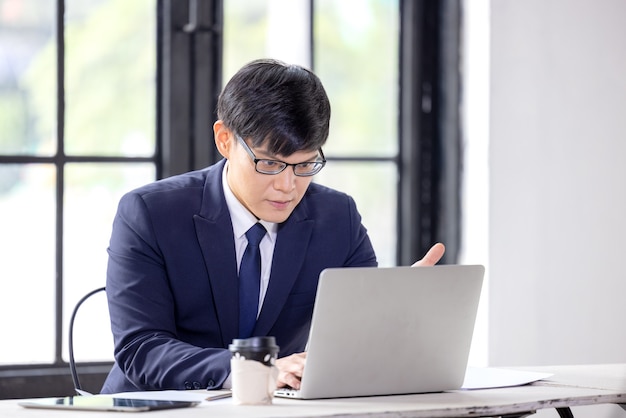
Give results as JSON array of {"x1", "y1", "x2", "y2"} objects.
[
  {"x1": 488, "y1": 4, "x2": 626, "y2": 416},
  {"x1": 489, "y1": 0, "x2": 626, "y2": 369}
]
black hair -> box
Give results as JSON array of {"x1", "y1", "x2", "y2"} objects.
[{"x1": 217, "y1": 58, "x2": 331, "y2": 156}]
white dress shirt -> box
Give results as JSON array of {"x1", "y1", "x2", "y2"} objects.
[{"x1": 222, "y1": 162, "x2": 277, "y2": 317}]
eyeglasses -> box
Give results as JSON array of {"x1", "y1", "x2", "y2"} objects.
[{"x1": 236, "y1": 134, "x2": 326, "y2": 177}]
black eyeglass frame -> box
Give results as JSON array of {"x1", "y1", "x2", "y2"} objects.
[{"x1": 235, "y1": 134, "x2": 327, "y2": 176}]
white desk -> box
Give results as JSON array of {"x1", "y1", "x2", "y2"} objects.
[{"x1": 2, "y1": 364, "x2": 625, "y2": 418}]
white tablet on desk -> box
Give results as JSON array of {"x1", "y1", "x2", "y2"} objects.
[{"x1": 18, "y1": 396, "x2": 200, "y2": 412}]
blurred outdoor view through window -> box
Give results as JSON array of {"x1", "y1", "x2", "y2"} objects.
[{"x1": 0, "y1": 0, "x2": 398, "y2": 365}]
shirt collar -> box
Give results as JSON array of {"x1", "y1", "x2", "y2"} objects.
[{"x1": 222, "y1": 161, "x2": 278, "y2": 241}]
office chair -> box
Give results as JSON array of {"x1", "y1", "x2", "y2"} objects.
[{"x1": 68, "y1": 286, "x2": 106, "y2": 395}]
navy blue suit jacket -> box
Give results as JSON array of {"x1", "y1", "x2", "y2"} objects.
[{"x1": 101, "y1": 159, "x2": 377, "y2": 393}]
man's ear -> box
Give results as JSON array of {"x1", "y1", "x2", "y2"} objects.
[{"x1": 213, "y1": 120, "x2": 232, "y2": 159}]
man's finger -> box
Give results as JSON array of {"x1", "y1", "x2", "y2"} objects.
[{"x1": 411, "y1": 243, "x2": 445, "y2": 267}]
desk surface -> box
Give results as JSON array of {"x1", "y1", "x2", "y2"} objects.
[
  {"x1": 526, "y1": 363, "x2": 626, "y2": 391},
  {"x1": 2, "y1": 364, "x2": 625, "y2": 418}
]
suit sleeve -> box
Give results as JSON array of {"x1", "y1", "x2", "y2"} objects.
[{"x1": 105, "y1": 191, "x2": 230, "y2": 391}]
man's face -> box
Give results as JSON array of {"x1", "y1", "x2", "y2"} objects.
[{"x1": 214, "y1": 121, "x2": 319, "y2": 224}]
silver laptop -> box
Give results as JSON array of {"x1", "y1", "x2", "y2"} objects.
[{"x1": 274, "y1": 264, "x2": 484, "y2": 399}]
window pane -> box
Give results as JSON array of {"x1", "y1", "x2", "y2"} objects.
[
  {"x1": 0, "y1": 1, "x2": 56, "y2": 156},
  {"x1": 223, "y1": 0, "x2": 310, "y2": 80},
  {"x1": 63, "y1": 163, "x2": 155, "y2": 362},
  {"x1": 315, "y1": 0, "x2": 399, "y2": 157},
  {"x1": 315, "y1": 162, "x2": 397, "y2": 267},
  {"x1": 64, "y1": 0, "x2": 156, "y2": 157},
  {"x1": 0, "y1": 164, "x2": 56, "y2": 364}
]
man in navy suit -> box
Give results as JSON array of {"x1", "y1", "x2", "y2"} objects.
[{"x1": 101, "y1": 59, "x2": 444, "y2": 393}]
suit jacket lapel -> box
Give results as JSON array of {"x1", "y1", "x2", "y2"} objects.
[
  {"x1": 193, "y1": 160, "x2": 240, "y2": 346},
  {"x1": 254, "y1": 203, "x2": 314, "y2": 336}
]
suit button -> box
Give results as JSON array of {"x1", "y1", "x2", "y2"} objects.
[
  {"x1": 184, "y1": 381, "x2": 192, "y2": 390},
  {"x1": 192, "y1": 381, "x2": 202, "y2": 390},
  {"x1": 207, "y1": 379, "x2": 215, "y2": 388}
]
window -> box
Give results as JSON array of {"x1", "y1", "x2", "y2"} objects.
[{"x1": 0, "y1": 0, "x2": 156, "y2": 371}]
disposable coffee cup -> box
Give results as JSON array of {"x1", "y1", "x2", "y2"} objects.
[{"x1": 229, "y1": 336, "x2": 280, "y2": 405}]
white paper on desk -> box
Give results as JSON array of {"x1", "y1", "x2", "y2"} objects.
[
  {"x1": 461, "y1": 367, "x2": 553, "y2": 390},
  {"x1": 111, "y1": 389, "x2": 231, "y2": 402}
]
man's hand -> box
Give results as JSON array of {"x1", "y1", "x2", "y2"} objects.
[
  {"x1": 411, "y1": 243, "x2": 445, "y2": 267},
  {"x1": 275, "y1": 352, "x2": 307, "y2": 389}
]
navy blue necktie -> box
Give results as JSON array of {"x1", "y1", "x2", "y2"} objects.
[{"x1": 238, "y1": 223, "x2": 266, "y2": 338}]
